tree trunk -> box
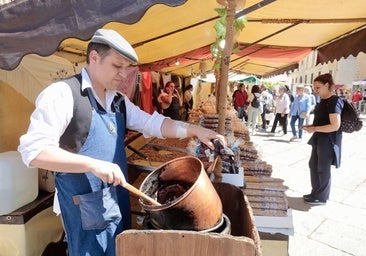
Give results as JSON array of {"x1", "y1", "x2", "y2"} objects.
[{"x1": 214, "y1": 0, "x2": 237, "y2": 178}]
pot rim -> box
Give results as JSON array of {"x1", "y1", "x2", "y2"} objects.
[
  {"x1": 146, "y1": 213, "x2": 226, "y2": 232},
  {"x1": 139, "y1": 156, "x2": 203, "y2": 211}
]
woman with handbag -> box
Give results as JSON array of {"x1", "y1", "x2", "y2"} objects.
[
  {"x1": 246, "y1": 85, "x2": 262, "y2": 135},
  {"x1": 301, "y1": 73, "x2": 343, "y2": 204}
]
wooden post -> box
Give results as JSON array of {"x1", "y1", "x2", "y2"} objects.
[{"x1": 214, "y1": 0, "x2": 237, "y2": 179}]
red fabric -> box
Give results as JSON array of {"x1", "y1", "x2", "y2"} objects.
[
  {"x1": 141, "y1": 71, "x2": 154, "y2": 114},
  {"x1": 352, "y1": 91, "x2": 363, "y2": 102},
  {"x1": 139, "y1": 44, "x2": 312, "y2": 72},
  {"x1": 139, "y1": 46, "x2": 212, "y2": 72},
  {"x1": 235, "y1": 45, "x2": 312, "y2": 62},
  {"x1": 232, "y1": 89, "x2": 248, "y2": 107}
]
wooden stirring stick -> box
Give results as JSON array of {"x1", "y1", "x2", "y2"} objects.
[
  {"x1": 123, "y1": 183, "x2": 161, "y2": 206},
  {"x1": 207, "y1": 156, "x2": 219, "y2": 173}
]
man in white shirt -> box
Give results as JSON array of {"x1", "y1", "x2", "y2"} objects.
[{"x1": 18, "y1": 29, "x2": 225, "y2": 256}]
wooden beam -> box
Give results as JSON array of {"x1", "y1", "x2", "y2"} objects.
[
  {"x1": 252, "y1": 18, "x2": 366, "y2": 24},
  {"x1": 235, "y1": 0, "x2": 277, "y2": 18}
]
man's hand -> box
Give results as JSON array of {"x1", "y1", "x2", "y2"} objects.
[
  {"x1": 89, "y1": 159, "x2": 127, "y2": 187},
  {"x1": 189, "y1": 125, "x2": 226, "y2": 150}
]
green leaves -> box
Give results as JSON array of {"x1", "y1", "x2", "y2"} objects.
[
  {"x1": 210, "y1": 7, "x2": 247, "y2": 66},
  {"x1": 213, "y1": 8, "x2": 227, "y2": 45},
  {"x1": 215, "y1": 7, "x2": 227, "y2": 17},
  {"x1": 214, "y1": 19, "x2": 227, "y2": 38},
  {"x1": 234, "y1": 16, "x2": 246, "y2": 31}
]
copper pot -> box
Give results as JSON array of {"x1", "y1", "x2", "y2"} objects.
[{"x1": 139, "y1": 156, "x2": 223, "y2": 231}]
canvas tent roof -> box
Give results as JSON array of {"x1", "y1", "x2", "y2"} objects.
[{"x1": 1, "y1": 0, "x2": 365, "y2": 77}]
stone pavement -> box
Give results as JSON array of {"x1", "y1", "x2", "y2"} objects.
[{"x1": 250, "y1": 114, "x2": 366, "y2": 256}]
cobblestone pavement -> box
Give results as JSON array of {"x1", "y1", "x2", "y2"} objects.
[{"x1": 250, "y1": 114, "x2": 366, "y2": 256}]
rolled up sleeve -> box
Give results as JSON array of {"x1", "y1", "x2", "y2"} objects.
[
  {"x1": 124, "y1": 97, "x2": 167, "y2": 139},
  {"x1": 18, "y1": 82, "x2": 73, "y2": 167}
]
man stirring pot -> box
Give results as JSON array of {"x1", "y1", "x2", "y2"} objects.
[{"x1": 18, "y1": 29, "x2": 225, "y2": 256}]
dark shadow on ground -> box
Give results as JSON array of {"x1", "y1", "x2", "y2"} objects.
[
  {"x1": 252, "y1": 133, "x2": 290, "y2": 143},
  {"x1": 252, "y1": 133, "x2": 272, "y2": 137},
  {"x1": 287, "y1": 196, "x2": 312, "y2": 211},
  {"x1": 263, "y1": 138, "x2": 290, "y2": 143}
]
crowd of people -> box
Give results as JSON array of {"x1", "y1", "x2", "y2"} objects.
[
  {"x1": 145, "y1": 68, "x2": 362, "y2": 217},
  {"x1": 151, "y1": 75, "x2": 365, "y2": 132},
  {"x1": 336, "y1": 87, "x2": 366, "y2": 113},
  {"x1": 232, "y1": 74, "x2": 347, "y2": 205},
  {"x1": 229, "y1": 81, "x2": 365, "y2": 141},
  {"x1": 153, "y1": 78, "x2": 349, "y2": 207},
  {"x1": 230, "y1": 82, "x2": 317, "y2": 140}
]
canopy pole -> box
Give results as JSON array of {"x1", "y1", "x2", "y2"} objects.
[
  {"x1": 213, "y1": 0, "x2": 237, "y2": 179},
  {"x1": 217, "y1": 0, "x2": 235, "y2": 134}
]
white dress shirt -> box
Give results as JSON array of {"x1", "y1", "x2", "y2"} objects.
[{"x1": 18, "y1": 68, "x2": 166, "y2": 167}]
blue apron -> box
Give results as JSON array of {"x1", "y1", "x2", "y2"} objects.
[{"x1": 55, "y1": 89, "x2": 130, "y2": 256}]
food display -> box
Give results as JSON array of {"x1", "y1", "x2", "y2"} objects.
[
  {"x1": 127, "y1": 137, "x2": 193, "y2": 165},
  {"x1": 201, "y1": 114, "x2": 233, "y2": 136},
  {"x1": 125, "y1": 129, "x2": 142, "y2": 145},
  {"x1": 229, "y1": 114, "x2": 289, "y2": 218},
  {"x1": 242, "y1": 175, "x2": 289, "y2": 218},
  {"x1": 127, "y1": 106, "x2": 289, "y2": 220},
  {"x1": 241, "y1": 161, "x2": 273, "y2": 176},
  {"x1": 232, "y1": 119, "x2": 250, "y2": 141},
  {"x1": 187, "y1": 96, "x2": 217, "y2": 123},
  {"x1": 186, "y1": 111, "x2": 201, "y2": 123}
]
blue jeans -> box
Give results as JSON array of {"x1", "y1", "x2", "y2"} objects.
[
  {"x1": 290, "y1": 115, "x2": 305, "y2": 138},
  {"x1": 235, "y1": 106, "x2": 245, "y2": 120}
]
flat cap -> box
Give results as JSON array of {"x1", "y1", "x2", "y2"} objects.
[{"x1": 91, "y1": 29, "x2": 138, "y2": 64}]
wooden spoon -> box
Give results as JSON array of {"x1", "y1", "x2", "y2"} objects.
[
  {"x1": 123, "y1": 182, "x2": 161, "y2": 206},
  {"x1": 207, "y1": 156, "x2": 219, "y2": 173}
]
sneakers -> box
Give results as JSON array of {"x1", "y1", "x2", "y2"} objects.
[
  {"x1": 304, "y1": 196, "x2": 326, "y2": 205},
  {"x1": 290, "y1": 135, "x2": 298, "y2": 142},
  {"x1": 303, "y1": 194, "x2": 312, "y2": 200}
]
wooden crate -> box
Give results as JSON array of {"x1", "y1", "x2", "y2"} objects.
[{"x1": 117, "y1": 182, "x2": 261, "y2": 256}]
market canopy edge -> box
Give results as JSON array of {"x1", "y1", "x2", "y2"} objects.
[
  {"x1": 0, "y1": 0, "x2": 365, "y2": 77},
  {"x1": 0, "y1": 0, "x2": 187, "y2": 70}
]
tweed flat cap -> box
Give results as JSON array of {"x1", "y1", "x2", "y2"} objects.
[{"x1": 91, "y1": 29, "x2": 138, "y2": 64}]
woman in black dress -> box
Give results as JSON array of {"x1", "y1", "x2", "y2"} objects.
[
  {"x1": 302, "y1": 73, "x2": 343, "y2": 205},
  {"x1": 158, "y1": 81, "x2": 183, "y2": 120}
]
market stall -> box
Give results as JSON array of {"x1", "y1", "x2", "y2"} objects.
[
  {"x1": 1, "y1": 0, "x2": 365, "y2": 255},
  {"x1": 123, "y1": 93, "x2": 293, "y2": 254}
]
